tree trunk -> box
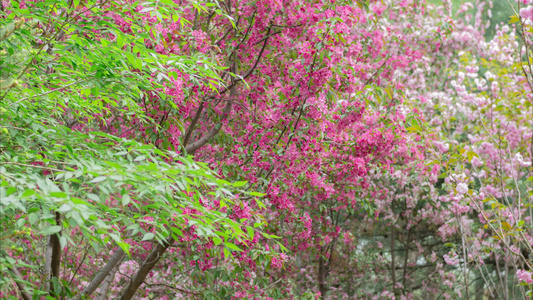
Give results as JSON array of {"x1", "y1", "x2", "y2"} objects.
[
  {"x1": 45, "y1": 212, "x2": 62, "y2": 294},
  {"x1": 318, "y1": 248, "x2": 327, "y2": 300}
]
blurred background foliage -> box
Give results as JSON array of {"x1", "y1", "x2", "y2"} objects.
[{"x1": 427, "y1": 0, "x2": 515, "y2": 39}]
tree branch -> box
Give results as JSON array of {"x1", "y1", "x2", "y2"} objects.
[
  {"x1": 44, "y1": 237, "x2": 53, "y2": 291},
  {"x1": 12, "y1": 73, "x2": 95, "y2": 106},
  {"x1": 184, "y1": 86, "x2": 235, "y2": 154},
  {"x1": 185, "y1": 24, "x2": 269, "y2": 152},
  {"x1": 236, "y1": 26, "x2": 272, "y2": 82},
  {"x1": 9, "y1": 266, "x2": 32, "y2": 300},
  {"x1": 229, "y1": 11, "x2": 256, "y2": 58},
  {"x1": 119, "y1": 238, "x2": 174, "y2": 300},
  {"x1": 143, "y1": 282, "x2": 201, "y2": 295},
  {"x1": 51, "y1": 213, "x2": 61, "y2": 277},
  {"x1": 72, "y1": 248, "x2": 126, "y2": 300},
  {"x1": 96, "y1": 259, "x2": 122, "y2": 300},
  {"x1": 215, "y1": 17, "x2": 240, "y2": 46},
  {"x1": 183, "y1": 100, "x2": 206, "y2": 147},
  {"x1": 253, "y1": 30, "x2": 281, "y2": 46}
]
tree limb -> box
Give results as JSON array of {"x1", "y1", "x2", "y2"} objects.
[
  {"x1": 119, "y1": 238, "x2": 174, "y2": 300},
  {"x1": 143, "y1": 282, "x2": 201, "y2": 295},
  {"x1": 183, "y1": 25, "x2": 271, "y2": 154},
  {"x1": 72, "y1": 248, "x2": 126, "y2": 300},
  {"x1": 51, "y1": 213, "x2": 62, "y2": 277},
  {"x1": 183, "y1": 100, "x2": 206, "y2": 147},
  {"x1": 9, "y1": 266, "x2": 32, "y2": 300},
  {"x1": 96, "y1": 259, "x2": 122, "y2": 300},
  {"x1": 44, "y1": 236, "x2": 53, "y2": 291},
  {"x1": 236, "y1": 26, "x2": 272, "y2": 82},
  {"x1": 184, "y1": 86, "x2": 235, "y2": 154}
]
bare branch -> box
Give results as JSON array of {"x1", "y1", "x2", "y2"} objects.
[
  {"x1": 96, "y1": 260, "x2": 122, "y2": 300},
  {"x1": 184, "y1": 86, "x2": 235, "y2": 154},
  {"x1": 237, "y1": 26, "x2": 272, "y2": 82},
  {"x1": 9, "y1": 266, "x2": 32, "y2": 300},
  {"x1": 183, "y1": 100, "x2": 206, "y2": 147},
  {"x1": 72, "y1": 248, "x2": 126, "y2": 300},
  {"x1": 119, "y1": 238, "x2": 174, "y2": 300},
  {"x1": 143, "y1": 282, "x2": 201, "y2": 295}
]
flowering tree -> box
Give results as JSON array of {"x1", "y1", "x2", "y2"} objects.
[
  {"x1": 0, "y1": 0, "x2": 275, "y2": 299},
  {"x1": 1, "y1": 0, "x2": 434, "y2": 297},
  {"x1": 3, "y1": 0, "x2": 531, "y2": 298},
  {"x1": 75, "y1": 0, "x2": 431, "y2": 298},
  {"x1": 413, "y1": 0, "x2": 533, "y2": 298}
]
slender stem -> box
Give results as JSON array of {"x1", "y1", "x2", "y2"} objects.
[
  {"x1": 68, "y1": 243, "x2": 90, "y2": 286},
  {"x1": 390, "y1": 218, "x2": 397, "y2": 295},
  {"x1": 402, "y1": 227, "x2": 411, "y2": 290}
]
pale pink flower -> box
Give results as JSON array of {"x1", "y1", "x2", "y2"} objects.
[
  {"x1": 456, "y1": 183, "x2": 469, "y2": 195},
  {"x1": 517, "y1": 270, "x2": 533, "y2": 284}
]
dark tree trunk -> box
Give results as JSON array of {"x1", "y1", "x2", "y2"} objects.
[{"x1": 318, "y1": 248, "x2": 327, "y2": 300}]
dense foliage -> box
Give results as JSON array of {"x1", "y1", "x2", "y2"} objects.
[{"x1": 0, "y1": 0, "x2": 531, "y2": 299}]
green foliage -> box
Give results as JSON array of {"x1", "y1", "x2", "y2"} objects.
[
  {"x1": 0, "y1": 0, "x2": 224, "y2": 133},
  {"x1": 0, "y1": 0, "x2": 273, "y2": 297},
  {"x1": 0, "y1": 127, "x2": 264, "y2": 251}
]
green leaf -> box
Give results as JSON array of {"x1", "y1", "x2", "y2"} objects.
[
  {"x1": 171, "y1": 227, "x2": 183, "y2": 237},
  {"x1": 41, "y1": 226, "x2": 62, "y2": 236},
  {"x1": 142, "y1": 232, "x2": 155, "y2": 241},
  {"x1": 213, "y1": 236, "x2": 222, "y2": 246},
  {"x1": 50, "y1": 191, "x2": 68, "y2": 198},
  {"x1": 116, "y1": 34, "x2": 124, "y2": 48},
  {"x1": 57, "y1": 204, "x2": 72, "y2": 213},
  {"x1": 246, "y1": 226, "x2": 254, "y2": 239},
  {"x1": 134, "y1": 155, "x2": 146, "y2": 162},
  {"x1": 122, "y1": 194, "x2": 131, "y2": 206},
  {"x1": 22, "y1": 189, "x2": 36, "y2": 197},
  {"x1": 224, "y1": 242, "x2": 243, "y2": 252},
  {"x1": 117, "y1": 241, "x2": 130, "y2": 256},
  {"x1": 87, "y1": 193, "x2": 100, "y2": 201},
  {"x1": 249, "y1": 192, "x2": 266, "y2": 196},
  {"x1": 29, "y1": 213, "x2": 39, "y2": 225},
  {"x1": 90, "y1": 176, "x2": 106, "y2": 183},
  {"x1": 223, "y1": 247, "x2": 232, "y2": 259}
]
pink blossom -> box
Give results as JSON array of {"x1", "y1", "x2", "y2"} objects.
[
  {"x1": 456, "y1": 183, "x2": 469, "y2": 195},
  {"x1": 443, "y1": 252, "x2": 459, "y2": 266},
  {"x1": 517, "y1": 270, "x2": 533, "y2": 284}
]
